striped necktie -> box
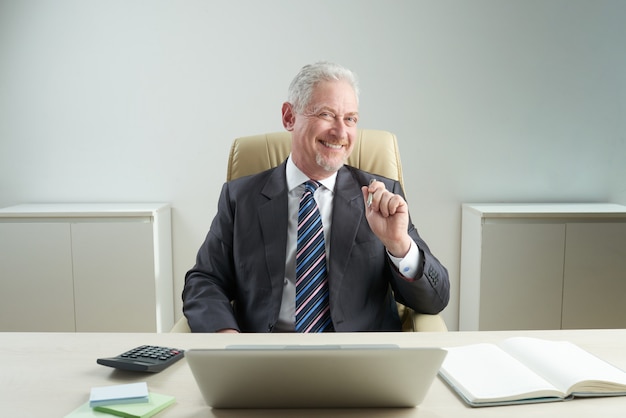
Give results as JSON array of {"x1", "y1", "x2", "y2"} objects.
[{"x1": 295, "y1": 180, "x2": 333, "y2": 332}]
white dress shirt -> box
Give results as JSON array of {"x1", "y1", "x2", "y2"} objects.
[{"x1": 273, "y1": 156, "x2": 420, "y2": 332}]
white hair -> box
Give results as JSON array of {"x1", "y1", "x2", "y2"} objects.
[{"x1": 287, "y1": 61, "x2": 360, "y2": 113}]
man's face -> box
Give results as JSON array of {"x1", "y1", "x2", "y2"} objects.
[{"x1": 282, "y1": 79, "x2": 359, "y2": 180}]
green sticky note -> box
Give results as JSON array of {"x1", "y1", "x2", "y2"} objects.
[
  {"x1": 93, "y1": 393, "x2": 175, "y2": 418},
  {"x1": 64, "y1": 402, "x2": 111, "y2": 417}
]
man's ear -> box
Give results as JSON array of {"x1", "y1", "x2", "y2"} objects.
[{"x1": 282, "y1": 102, "x2": 295, "y2": 131}]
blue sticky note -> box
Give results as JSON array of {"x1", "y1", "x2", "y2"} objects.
[{"x1": 89, "y1": 382, "x2": 149, "y2": 407}]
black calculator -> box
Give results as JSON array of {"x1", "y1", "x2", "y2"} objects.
[{"x1": 97, "y1": 345, "x2": 185, "y2": 372}]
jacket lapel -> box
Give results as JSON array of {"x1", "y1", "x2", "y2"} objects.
[
  {"x1": 258, "y1": 163, "x2": 289, "y2": 313},
  {"x1": 328, "y1": 167, "x2": 364, "y2": 298}
]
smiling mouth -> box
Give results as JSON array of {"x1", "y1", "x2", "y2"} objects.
[{"x1": 320, "y1": 140, "x2": 343, "y2": 150}]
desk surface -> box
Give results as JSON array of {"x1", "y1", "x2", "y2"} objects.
[{"x1": 2, "y1": 329, "x2": 626, "y2": 417}]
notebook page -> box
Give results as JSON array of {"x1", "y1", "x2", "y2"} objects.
[
  {"x1": 500, "y1": 337, "x2": 626, "y2": 394},
  {"x1": 440, "y1": 343, "x2": 562, "y2": 403}
]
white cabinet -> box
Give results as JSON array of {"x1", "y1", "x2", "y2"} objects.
[
  {"x1": 0, "y1": 203, "x2": 173, "y2": 332},
  {"x1": 460, "y1": 203, "x2": 626, "y2": 331}
]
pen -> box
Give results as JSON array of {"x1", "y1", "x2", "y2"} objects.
[{"x1": 367, "y1": 179, "x2": 376, "y2": 207}]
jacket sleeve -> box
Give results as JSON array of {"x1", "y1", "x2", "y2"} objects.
[
  {"x1": 387, "y1": 180, "x2": 450, "y2": 314},
  {"x1": 182, "y1": 183, "x2": 240, "y2": 332}
]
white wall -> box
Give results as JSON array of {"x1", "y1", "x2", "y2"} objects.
[{"x1": 1, "y1": 0, "x2": 624, "y2": 330}]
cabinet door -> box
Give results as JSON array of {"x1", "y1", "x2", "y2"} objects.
[
  {"x1": 479, "y1": 222, "x2": 565, "y2": 330},
  {"x1": 0, "y1": 223, "x2": 75, "y2": 331},
  {"x1": 71, "y1": 221, "x2": 156, "y2": 332},
  {"x1": 562, "y1": 222, "x2": 626, "y2": 329}
]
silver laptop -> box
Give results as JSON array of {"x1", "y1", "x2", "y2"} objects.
[{"x1": 186, "y1": 344, "x2": 447, "y2": 409}]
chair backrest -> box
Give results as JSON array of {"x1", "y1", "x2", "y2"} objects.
[{"x1": 227, "y1": 129, "x2": 404, "y2": 190}]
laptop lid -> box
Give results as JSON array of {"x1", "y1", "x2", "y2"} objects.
[{"x1": 186, "y1": 344, "x2": 447, "y2": 409}]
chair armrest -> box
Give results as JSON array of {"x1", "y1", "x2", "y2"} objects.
[
  {"x1": 412, "y1": 313, "x2": 448, "y2": 332},
  {"x1": 170, "y1": 316, "x2": 191, "y2": 333},
  {"x1": 398, "y1": 303, "x2": 448, "y2": 332}
]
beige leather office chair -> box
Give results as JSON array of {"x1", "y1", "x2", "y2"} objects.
[{"x1": 172, "y1": 129, "x2": 447, "y2": 333}]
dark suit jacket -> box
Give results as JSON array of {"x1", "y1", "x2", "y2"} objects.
[{"x1": 183, "y1": 162, "x2": 450, "y2": 332}]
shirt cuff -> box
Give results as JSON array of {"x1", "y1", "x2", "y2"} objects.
[{"x1": 387, "y1": 240, "x2": 421, "y2": 279}]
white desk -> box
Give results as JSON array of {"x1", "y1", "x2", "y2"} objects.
[{"x1": 2, "y1": 330, "x2": 626, "y2": 417}]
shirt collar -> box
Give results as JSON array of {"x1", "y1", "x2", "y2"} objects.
[{"x1": 286, "y1": 155, "x2": 337, "y2": 193}]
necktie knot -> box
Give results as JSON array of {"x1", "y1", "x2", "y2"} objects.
[{"x1": 304, "y1": 180, "x2": 321, "y2": 195}]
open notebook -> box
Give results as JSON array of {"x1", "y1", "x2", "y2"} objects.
[
  {"x1": 439, "y1": 337, "x2": 626, "y2": 407},
  {"x1": 186, "y1": 344, "x2": 446, "y2": 408}
]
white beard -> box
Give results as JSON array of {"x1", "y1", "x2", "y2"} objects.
[{"x1": 316, "y1": 152, "x2": 346, "y2": 173}]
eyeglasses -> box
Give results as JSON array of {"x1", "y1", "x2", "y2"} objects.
[{"x1": 301, "y1": 108, "x2": 359, "y2": 127}]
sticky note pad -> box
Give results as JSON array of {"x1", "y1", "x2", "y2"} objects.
[
  {"x1": 94, "y1": 393, "x2": 175, "y2": 418},
  {"x1": 89, "y1": 382, "x2": 149, "y2": 407},
  {"x1": 64, "y1": 401, "x2": 113, "y2": 417}
]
